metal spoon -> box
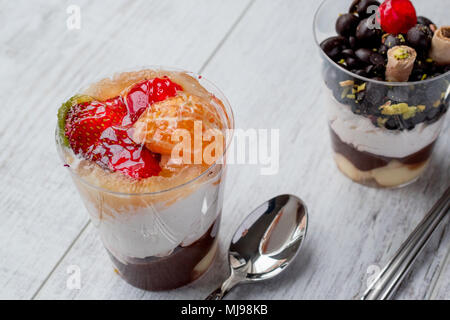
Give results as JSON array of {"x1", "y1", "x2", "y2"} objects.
[{"x1": 205, "y1": 194, "x2": 308, "y2": 300}]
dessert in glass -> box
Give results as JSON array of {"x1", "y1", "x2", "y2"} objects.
[
  {"x1": 55, "y1": 68, "x2": 234, "y2": 290},
  {"x1": 314, "y1": 0, "x2": 449, "y2": 188}
]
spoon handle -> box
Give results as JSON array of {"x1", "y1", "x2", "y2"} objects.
[
  {"x1": 362, "y1": 186, "x2": 450, "y2": 300},
  {"x1": 205, "y1": 274, "x2": 241, "y2": 300}
]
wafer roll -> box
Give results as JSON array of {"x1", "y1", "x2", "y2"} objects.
[
  {"x1": 430, "y1": 26, "x2": 450, "y2": 65},
  {"x1": 385, "y1": 46, "x2": 417, "y2": 82}
]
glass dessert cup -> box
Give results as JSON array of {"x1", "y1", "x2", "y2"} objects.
[
  {"x1": 314, "y1": 0, "x2": 449, "y2": 188},
  {"x1": 56, "y1": 67, "x2": 234, "y2": 290}
]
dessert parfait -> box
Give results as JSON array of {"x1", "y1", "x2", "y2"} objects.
[
  {"x1": 56, "y1": 68, "x2": 234, "y2": 290},
  {"x1": 315, "y1": 0, "x2": 449, "y2": 187}
]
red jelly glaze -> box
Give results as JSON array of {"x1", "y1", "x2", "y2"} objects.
[
  {"x1": 125, "y1": 77, "x2": 183, "y2": 122},
  {"x1": 65, "y1": 77, "x2": 183, "y2": 180},
  {"x1": 92, "y1": 126, "x2": 161, "y2": 179},
  {"x1": 378, "y1": 0, "x2": 417, "y2": 35}
]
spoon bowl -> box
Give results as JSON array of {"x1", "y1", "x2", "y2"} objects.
[{"x1": 205, "y1": 194, "x2": 308, "y2": 300}]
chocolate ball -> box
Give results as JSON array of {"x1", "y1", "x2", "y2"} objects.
[
  {"x1": 407, "y1": 24, "x2": 433, "y2": 53},
  {"x1": 349, "y1": 36, "x2": 358, "y2": 49},
  {"x1": 355, "y1": 48, "x2": 373, "y2": 63},
  {"x1": 353, "y1": 69, "x2": 368, "y2": 77},
  {"x1": 378, "y1": 44, "x2": 388, "y2": 55},
  {"x1": 356, "y1": 18, "x2": 382, "y2": 47},
  {"x1": 417, "y1": 16, "x2": 436, "y2": 29},
  {"x1": 336, "y1": 13, "x2": 360, "y2": 37},
  {"x1": 342, "y1": 49, "x2": 356, "y2": 57},
  {"x1": 349, "y1": 0, "x2": 380, "y2": 18},
  {"x1": 370, "y1": 52, "x2": 385, "y2": 65},
  {"x1": 383, "y1": 34, "x2": 406, "y2": 49},
  {"x1": 320, "y1": 36, "x2": 349, "y2": 60},
  {"x1": 346, "y1": 56, "x2": 365, "y2": 69},
  {"x1": 365, "y1": 64, "x2": 374, "y2": 75}
]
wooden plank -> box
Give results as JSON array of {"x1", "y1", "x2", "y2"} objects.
[
  {"x1": 199, "y1": 0, "x2": 450, "y2": 300},
  {"x1": 35, "y1": 0, "x2": 450, "y2": 300},
  {"x1": 0, "y1": 0, "x2": 252, "y2": 299}
]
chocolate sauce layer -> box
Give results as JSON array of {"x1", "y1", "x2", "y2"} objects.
[
  {"x1": 109, "y1": 215, "x2": 220, "y2": 291},
  {"x1": 329, "y1": 127, "x2": 436, "y2": 171}
]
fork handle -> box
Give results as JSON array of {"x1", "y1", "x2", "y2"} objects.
[{"x1": 362, "y1": 186, "x2": 450, "y2": 300}]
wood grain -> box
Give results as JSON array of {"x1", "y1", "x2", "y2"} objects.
[
  {"x1": 0, "y1": 0, "x2": 252, "y2": 299},
  {"x1": 1, "y1": 0, "x2": 448, "y2": 300}
]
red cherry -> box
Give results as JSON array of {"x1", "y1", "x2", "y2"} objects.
[{"x1": 378, "y1": 0, "x2": 417, "y2": 34}]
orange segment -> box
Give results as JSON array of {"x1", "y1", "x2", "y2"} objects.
[{"x1": 132, "y1": 94, "x2": 224, "y2": 166}]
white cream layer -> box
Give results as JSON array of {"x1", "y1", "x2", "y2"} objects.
[
  {"x1": 328, "y1": 95, "x2": 445, "y2": 158},
  {"x1": 81, "y1": 172, "x2": 223, "y2": 261}
]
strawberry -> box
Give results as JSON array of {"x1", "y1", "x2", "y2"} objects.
[
  {"x1": 125, "y1": 77, "x2": 182, "y2": 122},
  {"x1": 57, "y1": 95, "x2": 93, "y2": 146},
  {"x1": 59, "y1": 76, "x2": 182, "y2": 180},
  {"x1": 378, "y1": 0, "x2": 417, "y2": 35},
  {"x1": 60, "y1": 94, "x2": 163, "y2": 180},
  {"x1": 63, "y1": 97, "x2": 161, "y2": 179},
  {"x1": 92, "y1": 126, "x2": 161, "y2": 179},
  {"x1": 65, "y1": 96, "x2": 127, "y2": 156}
]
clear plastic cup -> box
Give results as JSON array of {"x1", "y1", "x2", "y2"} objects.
[
  {"x1": 314, "y1": 0, "x2": 449, "y2": 188},
  {"x1": 56, "y1": 68, "x2": 234, "y2": 290}
]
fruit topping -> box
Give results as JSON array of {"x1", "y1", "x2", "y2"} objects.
[
  {"x1": 62, "y1": 95, "x2": 161, "y2": 180},
  {"x1": 57, "y1": 95, "x2": 93, "y2": 146},
  {"x1": 321, "y1": 0, "x2": 448, "y2": 82},
  {"x1": 132, "y1": 94, "x2": 224, "y2": 166},
  {"x1": 378, "y1": 0, "x2": 417, "y2": 35},
  {"x1": 65, "y1": 96, "x2": 127, "y2": 156},
  {"x1": 320, "y1": 0, "x2": 449, "y2": 131},
  {"x1": 91, "y1": 126, "x2": 161, "y2": 179},
  {"x1": 59, "y1": 76, "x2": 186, "y2": 180},
  {"x1": 386, "y1": 45, "x2": 417, "y2": 81},
  {"x1": 124, "y1": 77, "x2": 182, "y2": 123}
]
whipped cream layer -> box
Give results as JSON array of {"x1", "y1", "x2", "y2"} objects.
[
  {"x1": 74, "y1": 166, "x2": 223, "y2": 261},
  {"x1": 328, "y1": 95, "x2": 445, "y2": 158}
]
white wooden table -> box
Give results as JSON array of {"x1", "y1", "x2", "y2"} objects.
[{"x1": 1, "y1": 0, "x2": 449, "y2": 300}]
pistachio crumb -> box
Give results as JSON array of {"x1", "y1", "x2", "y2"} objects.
[
  {"x1": 380, "y1": 102, "x2": 418, "y2": 119},
  {"x1": 377, "y1": 117, "x2": 388, "y2": 127},
  {"x1": 339, "y1": 80, "x2": 354, "y2": 87},
  {"x1": 393, "y1": 47, "x2": 410, "y2": 60},
  {"x1": 341, "y1": 87, "x2": 350, "y2": 99},
  {"x1": 356, "y1": 83, "x2": 366, "y2": 92}
]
